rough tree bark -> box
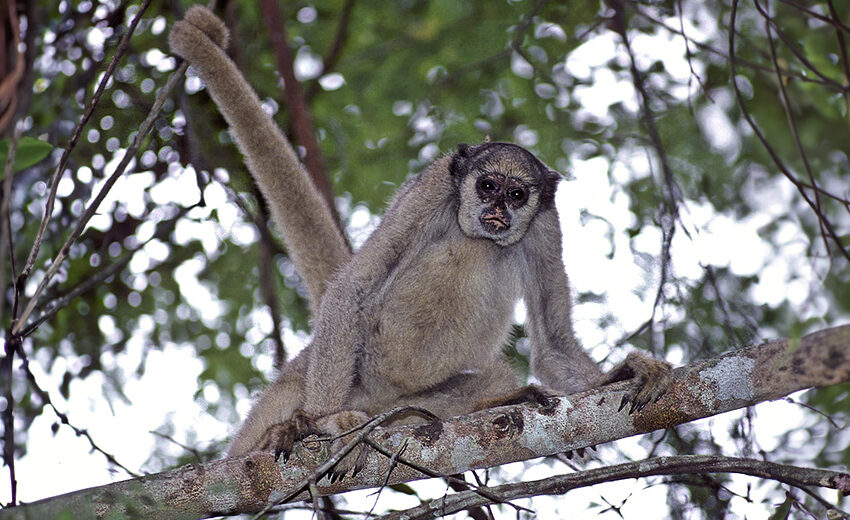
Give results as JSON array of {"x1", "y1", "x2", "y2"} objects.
[{"x1": 2, "y1": 325, "x2": 849, "y2": 520}]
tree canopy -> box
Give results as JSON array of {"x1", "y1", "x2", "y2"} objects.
[{"x1": 1, "y1": 0, "x2": 849, "y2": 518}]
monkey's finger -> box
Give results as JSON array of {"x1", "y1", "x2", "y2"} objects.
[
  {"x1": 274, "y1": 444, "x2": 293, "y2": 462},
  {"x1": 330, "y1": 467, "x2": 348, "y2": 483},
  {"x1": 351, "y1": 446, "x2": 370, "y2": 478},
  {"x1": 628, "y1": 396, "x2": 643, "y2": 414}
]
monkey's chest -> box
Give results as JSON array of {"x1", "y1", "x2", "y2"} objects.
[{"x1": 369, "y1": 239, "x2": 517, "y2": 372}]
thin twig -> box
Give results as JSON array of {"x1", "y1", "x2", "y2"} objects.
[
  {"x1": 14, "y1": 346, "x2": 140, "y2": 477},
  {"x1": 14, "y1": 0, "x2": 220, "y2": 334},
  {"x1": 608, "y1": 0, "x2": 682, "y2": 356},
  {"x1": 794, "y1": 181, "x2": 850, "y2": 206},
  {"x1": 635, "y1": 7, "x2": 844, "y2": 90},
  {"x1": 150, "y1": 431, "x2": 205, "y2": 463},
  {"x1": 728, "y1": 0, "x2": 850, "y2": 263},
  {"x1": 17, "y1": 0, "x2": 152, "y2": 286},
  {"x1": 826, "y1": 0, "x2": 850, "y2": 122},
  {"x1": 0, "y1": 335, "x2": 20, "y2": 506},
  {"x1": 0, "y1": 124, "x2": 22, "y2": 327},
  {"x1": 253, "y1": 183, "x2": 287, "y2": 367},
  {"x1": 778, "y1": 0, "x2": 850, "y2": 35},
  {"x1": 783, "y1": 397, "x2": 843, "y2": 429},
  {"x1": 251, "y1": 406, "x2": 432, "y2": 519},
  {"x1": 13, "y1": 43, "x2": 187, "y2": 335},
  {"x1": 365, "y1": 439, "x2": 408, "y2": 520},
  {"x1": 755, "y1": 3, "x2": 842, "y2": 88},
  {"x1": 0, "y1": 125, "x2": 22, "y2": 506},
  {"x1": 18, "y1": 254, "x2": 131, "y2": 338},
  {"x1": 363, "y1": 438, "x2": 534, "y2": 517},
  {"x1": 676, "y1": 0, "x2": 712, "y2": 106},
  {"x1": 757, "y1": 0, "x2": 829, "y2": 256}
]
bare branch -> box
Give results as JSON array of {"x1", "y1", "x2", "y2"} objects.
[
  {"x1": 635, "y1": 7, "x2": 845, "y2": 91},
  {"x1": 757, "y1": 0, "x2": 829, "y2": 255},
  {"x1": 0, "y1": 125, "x2": 22, "y2": 505},
  {"x1": 12, "y1": 346, "x2": 140, "y2": 479},
  {"x1": 380, "y1": 455, "x2": 850, "y2": 520}
]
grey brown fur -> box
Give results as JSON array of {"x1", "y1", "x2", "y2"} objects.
[
  {"x1": 169, "y1": 6, "x2": 672, "y2": 479},
  {"x1": 168, "y1": 6, "x2": 349, "y2": 312}
]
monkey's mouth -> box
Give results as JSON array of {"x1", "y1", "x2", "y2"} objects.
[{"x1": 480, "y1": 209, "x2": 510, "y2": 232}]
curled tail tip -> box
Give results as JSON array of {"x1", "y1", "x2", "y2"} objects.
[{"x1": 169, "y1": 5, "x2": 230, "y2": 56}]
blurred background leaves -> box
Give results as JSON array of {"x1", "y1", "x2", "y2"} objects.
[{"x1": 1, "y1": 0, "x2": 848, "y2": 517}]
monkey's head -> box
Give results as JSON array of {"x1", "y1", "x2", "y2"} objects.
[{"x1": 450, "y1": 142, "x2": 560, "y2": 246}]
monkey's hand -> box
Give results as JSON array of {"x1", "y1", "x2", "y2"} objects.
[{"x1": 597, "y1": 351, "x2": 673, "y2": 414}]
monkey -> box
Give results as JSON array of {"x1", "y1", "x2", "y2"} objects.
[{"x1": 169, "y1": 6, "x2": 672, "y2": 480}]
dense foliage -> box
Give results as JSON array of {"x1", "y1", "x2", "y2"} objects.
[{"x1": 1, "y1": 0, "x2": 848, "y2": 517}]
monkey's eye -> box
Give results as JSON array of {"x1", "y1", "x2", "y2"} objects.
[
  {"x1": 508, "y1": 188, "x2": 527, "y2": 203},
  {"x1": 478, "y1": 178, "x2": 499, "y2": 193}
]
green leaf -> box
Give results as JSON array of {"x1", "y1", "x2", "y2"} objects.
[
  {"x1": 768, "y1": 494, "x2": 793, "y2": 520},
  {"x1": 388, "y1": 483, "x2": 418, "y2": 495},
  {"x1": 0, "y1": 137, "x2": 53, "y2": 176}
]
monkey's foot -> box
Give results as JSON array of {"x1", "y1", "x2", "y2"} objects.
[
  {"x1": 598, "y1": 351, "x2": 673, "y2": 414},
  {"x1": 472, "y1": 384, "x2": 556, "y2": 412},
  {"x1": 254, "y1": 410, "x2": 318, "y2": 462},
  {"x1": 315, "y1": 410, "x2": 372, "y2": 482}
]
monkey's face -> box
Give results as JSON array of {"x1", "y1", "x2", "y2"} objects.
[{"x1": 452, "y1": 142, "x2": 559, "y2": 246}]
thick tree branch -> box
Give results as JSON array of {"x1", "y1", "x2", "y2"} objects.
[{"x1": 2, "y1": 325, "x2": 848, "y2": 519}]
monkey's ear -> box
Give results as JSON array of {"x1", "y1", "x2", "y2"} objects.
[
  {"x1": 539, "y1": 169, "x2": 562, "y2": 207},
  {"x1": 450, "y1": 143, "x2": 474, "y2": 177}
]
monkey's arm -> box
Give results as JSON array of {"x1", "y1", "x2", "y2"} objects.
[
  {"x1": 521, "y1": 208, "x2": 672, "y2": 412},
  {"x1": 168, "y1": 6, "x2": 350, "y2": 308},
  {"x1": 521, "y1": 208, "x2": 603, "y2": 394}
]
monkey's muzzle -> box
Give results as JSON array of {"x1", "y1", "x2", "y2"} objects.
[{"x1": 480, "y1": 208, "x2": 510, "y2": 232}]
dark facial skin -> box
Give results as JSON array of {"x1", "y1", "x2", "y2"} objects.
[{"x1": 475, "y1": 172, "x2": 531, "y2": 234}]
